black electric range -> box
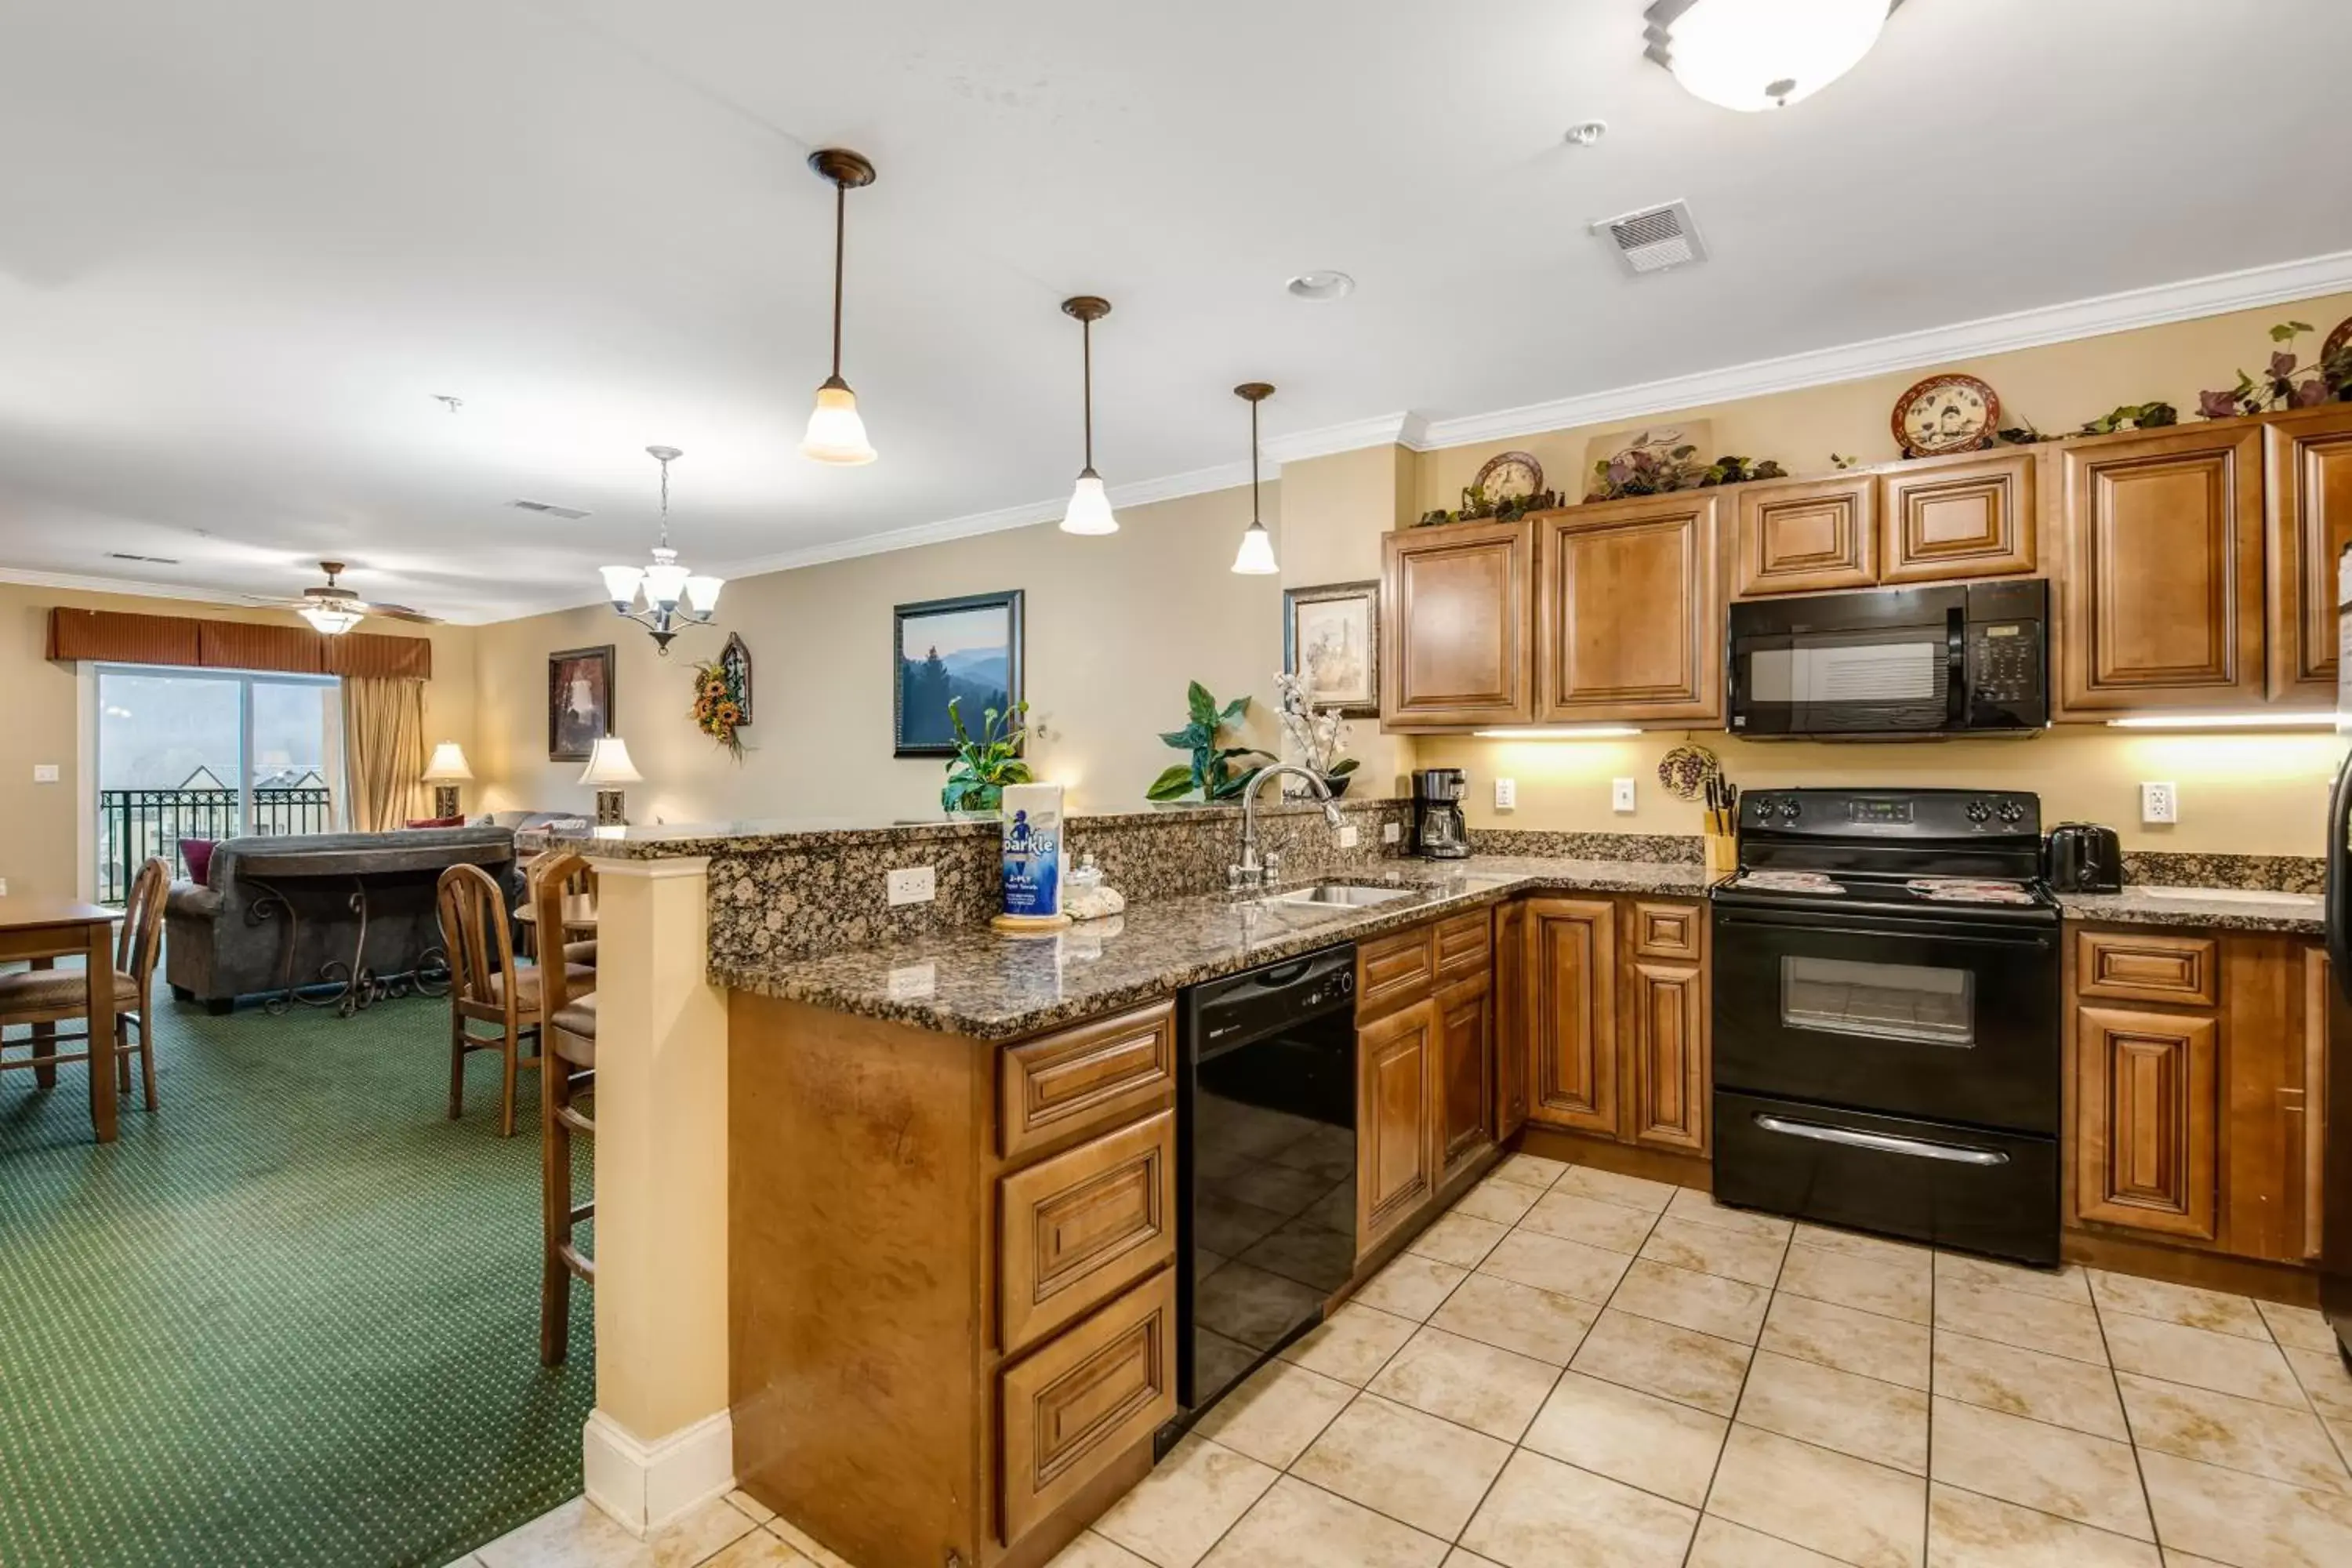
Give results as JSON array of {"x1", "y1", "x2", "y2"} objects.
[{"x1": 1711, "y1": 787, "x2": 2063, "y2": 1265}]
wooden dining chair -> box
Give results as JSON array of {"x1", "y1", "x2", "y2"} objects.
[
  {"x1": 0, "y1": 857, "x2": 169, "y2": 1110},
  {"x1": 534, "y1": 849, "x2": 597, "y2": 1366},
  {"x1": 436, "y1": 862, "x2": 591, "y2": 1138}
]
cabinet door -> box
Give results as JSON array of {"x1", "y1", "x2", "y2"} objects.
[
  {"x1": 1381, "y1": 521, "x2": 1535, "y2": 728},
  {"x1": 1523, "y1": 898, "x2": 1617, "y2": 1135},
  {"x1": 2074, "y1": 1004, "x2": 2220, "y2": 1240},
  {"x1": 1733, "y1": 474, "x2": 1877, "y2": 597},
  {"x1": 2302, "y1": 949, "x2": 2329, "y2": 1262},
  {"x1": 1534, "y1": 494, "x2": 1722, "y2": 724},
  {"x1": 1436, "y1": 974, "x2": 1493, "y2": 1175},
  {"x1": 1493, "y1": 902, "x2": 1529, "y2": 1142},
  {"x1": 1624, "y1": 960, "x2": 1707, "y2": 1152},
  {"x1": 1878, "y1": 449, "x2": 2036, "y2": 584},
  {"x1": 2264, "y1": 405, "x2": 2352, "y2": 703},
  {"x1": 2059, "y1": 424, "x2": 2264, "y2": 713},
  {"x1": 1357, "y1": 996, "x2": 1439, "y2": 1253}
]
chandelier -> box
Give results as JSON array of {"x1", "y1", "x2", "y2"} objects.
[{"x1": 598, "y1": 445, "x2": 723, "y2": 655}]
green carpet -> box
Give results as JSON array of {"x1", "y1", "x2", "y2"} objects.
[{"x1": 0, "y1": 984, "x2": 593, "y2": 1568}]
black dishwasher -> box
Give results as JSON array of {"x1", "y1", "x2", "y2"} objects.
[{"x1": 1177, "y1": 943, "x2": 1358, "y2": 1421}]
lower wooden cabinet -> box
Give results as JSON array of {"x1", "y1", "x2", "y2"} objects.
[
  {"x1": 1525, "y1": 898, "x2": 1619, "y2": 1134},
  {"x1": 1437, "y1": 974, "x2": 1494, "y2": 1174},
  {"x1": 998, "y1": 1268, "x2": 1177, "y2": 1545},
  {"x1": 2074, "y1": 1004, "x2": 2220, "y2": 1240},
  {"x1": 1625, "y1": 959, "x2": 1707, "y2": 1154},
  {"x1": 1493, "y1": 902, "x2": 1530, "y2": 1141},
  {"x1": 1357, "y1": 995, "x2": 1439, "y2": 1253},
  {"x1": 1522, "y1": 893, "x2": 1711, "y2": 1158}
]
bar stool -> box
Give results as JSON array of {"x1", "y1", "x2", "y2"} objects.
[{"x1": 535, "y1": 849, "x2": 597, "y2": 1366}]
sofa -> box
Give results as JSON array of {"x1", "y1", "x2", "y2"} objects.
[{"x1": 165, "y1": 827, "x2": 518, "y2": 1011}]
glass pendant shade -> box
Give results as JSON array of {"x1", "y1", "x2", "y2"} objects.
[
  {"x1": 1231, "y1": 521, "x2": 1278, "y2": 575},
  {"x1": 642, "y1": 553, "x2": 690, "y2": 611},
  {"x1": 684, "y1": 575, "x2": 724, "y2": 615},
  {"x1": 600, "y1": 564, "x2": 646, "y2": 610},
  {"x1": 1666, "y1": 0, "x2": 1887, "y2": 111},
  {"x1": 299, "y1": 604, "x2": 363, "y2": 636},
  {"x1": 800, "y1": 378, "x2": 877, "y2": 465},
  {"x1": 1060, "y1": 469, "x2": 1120, "y2": 535}
]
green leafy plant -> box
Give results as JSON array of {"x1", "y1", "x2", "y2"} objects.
[
  {"x1": 1147, "y1": 682, "x2": 1272, "y2": 803},
  {"x1": 1584, "y1": 441, "x2": 1786, "y2": 501},
  {"x1": 2200, "y1": 321, "x2": 2347, "y2": 418},
  {"x1": 940, "y1": 697, "x2": 1033, "y2": 812},
  {"x1": 2076, "y1": 402, "x2": 2179, "y2": 436},
  {"x1": 1417, "y1": 482, "x2": 1565, "y2": 528}
]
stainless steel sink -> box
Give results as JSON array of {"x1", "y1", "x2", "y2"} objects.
[{"x1": 1261, "y1": 881, "x2": 1415, "y2": 909}]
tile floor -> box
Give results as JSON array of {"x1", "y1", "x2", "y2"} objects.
[{"x1": 452, "y1": 1153, "x2": 2352, "y2": 1568}]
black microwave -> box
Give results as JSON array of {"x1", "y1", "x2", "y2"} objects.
[{"x1": 1726, "y1": 579, "x2": 2049, "y2": 739}]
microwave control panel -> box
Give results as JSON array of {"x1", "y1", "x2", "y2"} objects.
[{"x1": 1968, "y1": 622, "x2": 2041, "y2": 704}]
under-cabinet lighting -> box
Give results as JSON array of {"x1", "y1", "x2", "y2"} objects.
[
  {"x1": 2104, "y1": 713, "x2": 2337, "y2": 731},
  {"x1": 1473, "y1": 726, "x2": 1644, "y2": 740}
]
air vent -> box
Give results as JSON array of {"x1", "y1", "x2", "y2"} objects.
[
  {"x1": 1593, "y1": 199, "x2": 1708, "y2": 277},
  {"x1": 507, "y1": 499, "x2": 592, "y2": 521},
  {"x1": 107, "y1": 551, "x2": 181, "y2": 565}
]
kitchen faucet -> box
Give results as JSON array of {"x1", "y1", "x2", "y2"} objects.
[{"x1": 1234, "y1": 764, "x2": 1344, "y2": 889}]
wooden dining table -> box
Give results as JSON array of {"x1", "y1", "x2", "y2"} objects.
[{"x1": 0, "y1": 896, "x2": 118, "y2": 1143}]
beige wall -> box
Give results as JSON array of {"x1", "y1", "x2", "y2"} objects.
[{"x1": 0, "y1": 580, "x2": 480, "y2": 899}]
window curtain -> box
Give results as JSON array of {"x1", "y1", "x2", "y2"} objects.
[{"x1": 343, "y1": 677, "x2": 426, "y2": 832}]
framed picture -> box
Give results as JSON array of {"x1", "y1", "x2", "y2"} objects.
[
  {"x1": 548, "y1": 644, "x2": 616, "y2": 761},
  {"x1": 1283, "y1": 580, "x2": 1379, "y2": 718},
  {"x1": 894, "y1": 590, "x2": 1023, "y2": 758}
]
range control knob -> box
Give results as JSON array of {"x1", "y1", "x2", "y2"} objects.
[
  {"x1": 1752, "y1": 797, "x2": 1774, "y2": 821},
  {"x1": 1965, "y1": 799, "x2": 1994, "y2": 824},
  {"x1": 1780, "y1": 799, "x2": 1802, "y2": 821},
  {"x1": 1997, "y1": 800, "x2": 2026, "y2": 824}
]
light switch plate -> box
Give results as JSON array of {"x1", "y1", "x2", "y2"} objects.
[
  {"x1": 0, "y1": 878, "x2": 8, "y2": 897},
  {"x1": 1381, "y1": 822, "x2": 1401, "y2": 844},
  {"x1": 2140, "y1": 782, "x2": 2178, "y2": 825},
  {"x1": 887, "y1": 865, "x2": 936, "y2": 905},
  {"x1": 1612, "y1": 777, "x2": 1636, "y2": 813},
  {"x1": 1494, "y1": 778, "x2": 1516, "y2": 811},
  {"x1": 32, "y1": 764, "x2": 58, "y2": 784},
  {"x1": 1338, "y1": 824, "x2": 1359, "y2": 848}
]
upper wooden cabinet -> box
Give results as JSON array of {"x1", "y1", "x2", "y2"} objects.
[
  {"x1": 1879, "y1": 448, "x2": 2038, "y2": 585},
  {"x1": 1381, "y1": 521, "x2": 1535, "y2": 728},
  {"x1": 1534, "y1": 492, "x2": 1723, "y2": 724},
  {"x1": 1734, "y1": 474, "x2": 1877, "y2": 597},
  {"x1": 2264, "y1": 404, "x2": 2352, "y2": 704}
]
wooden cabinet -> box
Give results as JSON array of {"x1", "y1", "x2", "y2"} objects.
[
  {"x1": 2075, "y1": 1004, "x2": 2220, "y2": 1240},
  {"x1": 2299, "y1": 949, "x2": 2329, "y2": 1262},
  {"x1": 2058, "y1": 423, "x2": 2265, "y2": 713},
  {"x1": 2264, "y1": 404, "x2": 2352, "y2": 703},
  {"x1": 1523, "y1": 897, "x2": 1619, "y2": 1135},
  {"x1": 1358, "y1": 924, "x2": 1436, "y2": 1019},
  {"x1": 998, "y1": 1109, "x2": 1178, "y2": 1354},
  {"x1": 1625, "y1": 902, "x2": 1708, "y2": 1154},
  {"x1": 1357, "y1": 996, "x2": 1439, "y2": 1252},
  {"x1": 1381, "y1": 521, "x2": 1535, "y2": 728},
  {"x1": 1492, "y1": 902, "x2": 1529, "y2": 1142},
  {"x1": 1521, "y1": 895, "x2": 1711, "y2": 1160},
  {"x1": 1734, "y1": 474, "x2": 1877, "y2": 597},
  {"x1": 1879, "y1": 448, "x2": 2037, "y2": 584},
  {"x1": 998, "y1": 1269, "x2": 1176, "y2": 1545},
  {"x1": 999, "y1": 1001, "x2": 1176, "y2": 1160},
  {"x1": 1534, "y1": 494, "x2": 1722, "y2": 724},
  {"x1": 1436, "y1": 973, "x2": 1494, "y2": 1175}
]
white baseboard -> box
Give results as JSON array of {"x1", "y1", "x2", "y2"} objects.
[{"x1": 581, "y1": 1407, "x2": 735, "y2": 1537}]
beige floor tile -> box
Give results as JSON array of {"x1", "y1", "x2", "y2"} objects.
[
  {"x1": 1451, "y1": 1178, "x2": 1541, "y2": 1226},
  {"x1": 1737, "y1": 1349, "x2": 1929, "y2": 1474},
  {"x1": 1791, "y1": 1222, "x2": 1928, "y2": 1264},
  {"x1": 2136, "y1": 1449, "x2": 2352, "y2": 1567},
  {"x1": 1441, "y1": 1555, "x2": 1507, "y2": 1568},
  {"x1": 1279, "y1": 1302, "x2": 1420, "y2": 1386},
  {"x1": 1610, "y1": 1258, "x2": 1770, "y2": 1345},
  {"x1": 1552, "y1": 1165, "x2": 1679, "y2": 1214},
  {"x1": 724, "y1": 1492, "x2": 776, "y2": 1526},
  {"x1": 1926, "y1": 1483, "x2": 2161, "y2": 1567},
  {"x1": 1354, "y1": 1254, "x2": 1471, "y2": 1322},
  {"x1": 1517, "y1": 1189, "x2": 1661, "y2": 1254},
  {"x1": 1571, "y1": 1308, "x2": 1755, "y2": 1417},
  {"x1": 1368, "y1": 1324, "x2": 1562, "y2": 1442},
  {"x1": 1196, "y1": 1260, "x2": 1332, "y2": 1350},
  {"x1": 1198, "y1": 1475, "x2": 1449, "y2": 1568},
  {"x1": 1664, "y1": 1185, "x2": 1794, "y2": 1243},
  {"x1": 2089, "y1": 1270, "x2": 2270, "y2": 1340},
  {"x1": 2102, "y1": 1312, "x2": 2307, "y2": 1408},
  {"x1": 1476, "y1": 1227, "x2": 1634, "y2": 1305},
  {"x1": 2116, "y1": 1373, "x2": 2350, "y2": 1496},
  {"x1": 1094, "y1": 1436, "x2": 1278, "y2": 1568},
  {"x1": 705, "y1": 1534, "x2": 822, "y2": 1568},
  {"x1": 1933, "y1": 1329, "x2": 2129, "y2": 1441},
  {"x1": 1192, "y1": 1358, "x2": 1358, "y2": 1469},
  {"x1": 1639, "y1": 1214, "x2": 1788, "y2": 1288},
  {"x1": 1460, "y1": 1448, "x2": 1697, "y2": 1568},
  {"x1": 1520, "y1": 1370, "x2": 1730, "y2": 1508},
  {"x1": 1409, "y1": 1211, "x2": 1510, "y2": 1269},
  {"x1": 1704, "y1": 1425, "x2": 1926, "y2": 1568},
  {"x1": 1935, "y1": 1250, "x2": 2092, "y2": 1304},
  {"x1": 1685, "y1": 1515, "x2": 1846, "y2": 1567},
  {"x1": 2285, "y1": 1344, "x2": 2352, "y2": 1421},
  {"x1": 760, "y1": 1519, "x2": 855, "y2": 1568},
  {"x1": 2258, "y1": 1300, "x2": 2341, "y2": 1355},
  {"x1": 1762, "y1": 1292, "x2": 1932, "y2": 1391},
  {"x1": 1291, "y1": 1392, "x2": 1513, "y2": 1541},
  {"x1": 1046, "y1": 1534, "x2": 1153, "y2": 1568},
  {"x1": 482, "y1": 1497, "x2": 764, "y2": 1568},
  {"x1": 1934, "y1": 1279, "x2": 2108, "y2": 1365},
  {"x1": 1428, "y1": 1271, "x2": 1600, "y2": 1367},
  {"x1": 1490, "y1": 1152, "x2": 1567, "y2": 1191},
  {"x1": 1777, "y1": 1239, "x2": 1933, "y2": 1325},
  {"x1": 1928, "y1": 1397, "x2": 2151, "y2": 1541}
]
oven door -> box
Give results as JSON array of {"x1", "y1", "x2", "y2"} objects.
[
  {"x1": 1730, "y1": 620, "x2": 1963, "y2": 737},
  {"x1": 1711, "y1": 902, "x2": 2060, "y2": 1134}
]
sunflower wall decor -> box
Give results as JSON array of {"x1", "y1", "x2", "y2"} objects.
[{"x1": 689, "y1": 632, "x2": 753, "y2": 760}]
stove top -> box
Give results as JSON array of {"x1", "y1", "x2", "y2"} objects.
[
  {"x1": 1722, "y1": 869, "x2": 2056, "y2": 912},
  {"x1": 1719, "y1": 787, "x2": 2057, "y2": 922}
]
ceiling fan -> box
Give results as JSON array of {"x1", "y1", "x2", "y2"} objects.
[{"x1": 246, "y1": 561, "x2": 441, "y2": 635}]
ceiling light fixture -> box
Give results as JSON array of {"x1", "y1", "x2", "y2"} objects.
[
  {"x1": 800, "y1": 148, "x2": 879, "y2": 465},
  {"x1": 599, "y1": 445, "x2": 723, "y2": 656},
  {"x1": 1285, "y1": 270, "x2": 1356, "y2": 303},
  {"x1": 1231, "y1": 382, "x2": 1278, "y2": 576},
  {"x1": 1644, "y1": 0, "x2": 1892, "y2": 112},
  {"x1": 298, "y1": 564, "x2": 366, "y2": 636},
  {"x1": 1058, "y1": 296, "x2": 1119, "y2": 535}
]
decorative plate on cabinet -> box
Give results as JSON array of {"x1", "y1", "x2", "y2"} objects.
[
  {"x1": 1891, "y1": 374, "x2": 2000, "y2": 458},
  {"x1": 1471, "y1": 450, "x2": 1544, "y2": 503}
]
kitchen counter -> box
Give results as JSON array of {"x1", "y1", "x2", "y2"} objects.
[
  {"x1": 2057, "y1": 884, "x2": 2323, "y2": 935},
  {"x1": 713, "y1": 855, "x2": 1715, "y2": 1039}
]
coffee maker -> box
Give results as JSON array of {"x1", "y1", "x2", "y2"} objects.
[{"x1": 1411, "y1": 768, "x2": 1470, "y2": 859}]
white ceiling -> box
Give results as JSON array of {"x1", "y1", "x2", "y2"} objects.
[{"x1": 4, "y1": 0, "x2": 2350, "y2": 622}]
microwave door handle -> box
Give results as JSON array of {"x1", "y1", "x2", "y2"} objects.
[{"x1": 1945, "y1": 607, "x2": 1967, "y2": 727}]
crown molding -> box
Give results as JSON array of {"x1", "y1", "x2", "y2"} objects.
[
  {"x1": 0, "y1": 564, "x2": 255, "y2": 608},
  {"x1": 1262, "y1": 411, "x2": 1422, "y2": 464}
]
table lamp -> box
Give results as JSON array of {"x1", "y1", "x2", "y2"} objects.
[
  {"x1": 421, "y1": 742, "x2": 474, "y2": 819},
  {"x1": 579, "y1": 736, "x2": 643, "y2": 827}
]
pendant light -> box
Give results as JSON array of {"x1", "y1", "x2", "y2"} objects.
[
  {"x1": 599, "y1": 445, "x2": 724, "y2": 656},
  {"x1": 800, "y1": 148, "x2": 878, "y2": 464},
  {"x1": 1230, "y1": 383, "x2": 1278, "y2": 575},
  {"x1": 1646, "y1": 0, "x2": 1890, "y2": 112},
  {"x1": 1058, "y1": 296, "x2": 1118, "y2": 535}
]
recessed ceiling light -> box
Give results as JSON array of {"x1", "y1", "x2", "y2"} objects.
[
  {"x1": 1564, "y1": 120, "x2": 1609, "y2": 147},
  {"x1": 1285, "y1": 270, "x2": 1356, "y2": 303}
]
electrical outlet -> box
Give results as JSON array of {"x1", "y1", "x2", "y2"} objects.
[
  {"x1": 31, "y1": 764, "x2": 58, "y2": 784},
  {"x1": 887, "y1": 865, "x2": 936, "y2": 906},
  {"x1": 1612, "y1": 777, "x2": 1637, "y2": 814},
  {"x1": 1494, "y1": 777, "x2": 1517, "y2": 811},
  {"x1": 1381, "y1": 821, "x2": 1401, "y2": 844},
  {"x1": 2140, "y1": 781, "x2": 2178, "y2": 825},
  {"x1": 1338, "y1": 824, "x2": 1359, "y2": 849}
]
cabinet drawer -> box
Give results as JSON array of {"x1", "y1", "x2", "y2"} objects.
[
  {"x1": 999, "y1": 1269, "x2": 1177, "y2": 1547},
  {"x1": 1631, "y1": 901, "x2": 1704, "y2": 961},
  {"x1": 1000, "y1": 1001, "x2": 1176, "y2": 1161},
  {"x1": 2076, "y1": 931, "x2": 2219, "y2": 1007},
  {"x1": 1000, "y1": 1109, "x2": 1177, "y2": 1356},
  {"x1": 1359, "y1": 924, "x2": 1436, "y2": 1015},
  {"x1": 1434, "y1": 909, "x2": 1493, "y2": 982}
]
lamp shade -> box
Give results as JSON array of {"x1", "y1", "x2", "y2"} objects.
[
  {"x1": 422, "y1": 742, "x2": 474, "y2": 782},
  {"x1": 1664, "y1": 0, "x2": 1888, "y2": 111},
  {"x1": 802, "y1": 380, "x2": 877, "y2": 465},
  {"x1": 1060, "y1": 470, "x2": 1120, "y2": 535},
  {"x1": 299, "y1": 604, "x2": 363, "y2": 636},
  {"x1": 1231, "y1": 521, "x2": 1278, "y2": 575},
  {"x1": 577, "y1": 736, "x2": 644, "y2": 786}
]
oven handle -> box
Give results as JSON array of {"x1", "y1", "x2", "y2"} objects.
[
  {"x1": 1715, "y1": 913, "x2": 2053, "y2": 950},
  {"x1": 1754, "y1": 1113, "x2": 2010, "y2": 1167},
  {"x1": 1945, "y1": 606, "x2": 1968, "y2": 728}
]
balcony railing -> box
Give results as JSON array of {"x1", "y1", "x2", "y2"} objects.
[{"x1": 99, "y1": 786, "x2": 334, "y2": 904}]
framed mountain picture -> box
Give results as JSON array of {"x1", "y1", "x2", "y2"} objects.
[{"x1": 893, "y1": 590, "x2": 1024, "y2": 757}]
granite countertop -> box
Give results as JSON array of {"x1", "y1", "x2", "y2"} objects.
[
  {"x1": 2057, "y1": 885, "x2": 2323, "y2": 935},
  {"x1": 716, "y1": 855, "x2": 1716, "y2": 1040}
]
